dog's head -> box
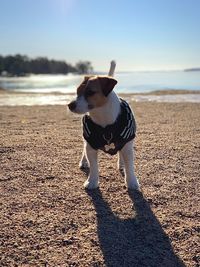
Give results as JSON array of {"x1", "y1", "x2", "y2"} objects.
[{"x1": 68, "y1": 75, "x2": 117, "y2": 114}]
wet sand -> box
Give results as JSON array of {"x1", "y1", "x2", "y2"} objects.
[{"x1": 0, "y1": 100, "x2": 200, "y2": 266}]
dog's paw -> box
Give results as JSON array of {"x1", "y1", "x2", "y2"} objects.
[
  {"x1": 126, "y1": 177, "x2": 140, "y2": 190},
  {"x1": 79, "y1": 161, "x2": 89, "y2": 170},
  {"x1": 84, "y1": 179, "x2": 99, "y2": 190}
]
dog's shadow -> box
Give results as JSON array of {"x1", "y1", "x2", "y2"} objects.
[{"x1": 86, "y1": 189, "x2": 185, "y2": 267}]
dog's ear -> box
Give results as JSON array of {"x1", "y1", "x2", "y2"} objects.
[
  {"x1": 77, "y1": 75, "x2": 95, "y2": 95},
  {"x1": 98, "y1": 76, "x2": 118, "y2": 97}
]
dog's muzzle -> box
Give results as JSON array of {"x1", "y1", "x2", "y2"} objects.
[{"x1": 68, "y1": 101, "x2": 77, "y2": 111}]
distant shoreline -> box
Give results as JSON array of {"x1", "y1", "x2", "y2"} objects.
[
  {"x1": 1, "y1": 68, "x2": 200, "y2": 76},
  {"x1": 184, "y1": 68, "x2": 200, "y2": 72}
]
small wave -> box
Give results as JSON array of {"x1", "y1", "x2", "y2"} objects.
[
  {"x1": 0, "y1": 93, "x2": 200, "y2": 106},
  {"x1": 132, "y1": 94, "x2": 200, "y2": 103}
]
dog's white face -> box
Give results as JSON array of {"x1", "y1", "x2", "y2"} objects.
[{"x1": 68, "y1": 75, "x2": 117, "y2": 114}]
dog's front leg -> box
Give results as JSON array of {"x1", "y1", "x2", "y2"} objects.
[
  {"x1": 84, "y1": 142, "x2": 99, "y2": 189},
  {"x1": 121, "y1": 141, "x2": 140, "y2": 190},
  {"x1": 118, "y1": 152, "x2": 125, "y2": 175},
  {"x1": 79, "y1": 142, "x2": 89, "y2": 169}
]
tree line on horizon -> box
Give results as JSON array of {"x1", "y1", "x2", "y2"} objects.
[{"x1": 0, "y1": 54, "x2": 93, "y2": 76}]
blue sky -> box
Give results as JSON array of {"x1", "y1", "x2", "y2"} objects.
[{"x1": 0, "y1": 0, "x2": 200, "y2": 71}]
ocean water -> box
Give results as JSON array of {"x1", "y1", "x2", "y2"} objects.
[
  {"x1": 0, "y1": 71, "x2": 200, "y2": 105},
  {"x1": 0, "y1": 71, "x2": 200, "y2": 94}
]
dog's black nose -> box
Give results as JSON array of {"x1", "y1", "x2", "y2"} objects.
[{"x1": 68, "y1": 101, "x2": 76, "y2": 111}]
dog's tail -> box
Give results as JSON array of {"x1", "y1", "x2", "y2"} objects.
[{"x1": 108, "y1": 60, "x2": 116, "y2": 77}]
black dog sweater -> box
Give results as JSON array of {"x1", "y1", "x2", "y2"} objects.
[{"x1": 82, "y1": 99, "x2": 136, "y2": 155}]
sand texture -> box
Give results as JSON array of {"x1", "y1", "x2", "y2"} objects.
[{"x1": 0, "y1": 102, "x2": 200, "y2": 267}]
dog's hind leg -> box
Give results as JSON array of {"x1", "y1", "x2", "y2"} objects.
[{"x1": 120, "y1": 141, "x2": 140, "y2": 190}]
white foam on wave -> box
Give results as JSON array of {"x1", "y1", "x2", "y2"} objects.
[
  {"x1": 0, "y1": 94, "x2": 75, "y2": 106},
  {"x1": 132, "y1": 94, "x2": 200, "y2": 103},
  {"x1": 0, "y1": 93, "x2": 200, "y2": 106}
]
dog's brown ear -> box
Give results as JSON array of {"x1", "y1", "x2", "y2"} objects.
[
  {"x1": 77, "y1": 75, "x2": 95, "y2": 95},
  {"x1": 98, "y1": 76, "x2": 118, "y2": 96}
]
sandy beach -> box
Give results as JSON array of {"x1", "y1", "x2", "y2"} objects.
[{"x1": 0, "y1": 95, "x2": 200, "y2": 266}]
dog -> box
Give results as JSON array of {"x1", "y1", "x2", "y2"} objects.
[{"x1": 68, "y1": 61, "x2": 139, "y2": 190}]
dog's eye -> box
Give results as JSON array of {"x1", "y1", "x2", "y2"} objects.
[{"x1": 85, "y1": 90, "x2": 96, "y2": 97}]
